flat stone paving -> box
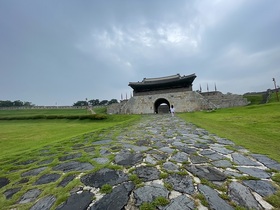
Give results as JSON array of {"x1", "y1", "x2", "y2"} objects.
[{"x1": 1, "y1": 115, "x2": 280, "y2": 209}]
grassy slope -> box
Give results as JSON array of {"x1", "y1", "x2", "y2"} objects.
[
  {"x1": 243, "y1": 91, "x2": 280, "y2": 105},
  {"x1": 179, "y1": 102, "x2": 280, "y2": 162},
  {"x1": 0, "y1": 114, "x2": 140, "y2": 161},
  {"x1": 269, "y1": 92, "x2": 280, "y2": 103},
  {"x1": 0, "y1": 109, "x2": 86, "y2": 117},
  {"x1": 243, "y1": 94, "x2": 263, "y2": 105}
]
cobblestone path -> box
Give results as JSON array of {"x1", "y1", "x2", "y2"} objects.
[{"x1": 1, "y1": 115, "x2": 280, "y2": 209}]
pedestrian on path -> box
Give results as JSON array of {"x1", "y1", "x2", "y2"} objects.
[{"x1": 170, "y1": 105, "x2": 175, "y2": 117}]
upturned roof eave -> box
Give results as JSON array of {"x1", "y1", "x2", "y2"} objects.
[{"x1": 128, "y1": 73, "x2": 196, "y2": 87}]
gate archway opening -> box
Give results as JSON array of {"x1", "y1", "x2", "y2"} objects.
[{"x1": 154, "y1": 98, "x2": 170, "y2": 114}]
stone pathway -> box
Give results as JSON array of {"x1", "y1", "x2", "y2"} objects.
[{"x1": 1, "y1": 115, "x2": 280, "y2": 209}]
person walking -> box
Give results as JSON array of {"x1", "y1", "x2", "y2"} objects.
[{"x1": 170, "y1": 105, "x2": 175, "y2": 117}]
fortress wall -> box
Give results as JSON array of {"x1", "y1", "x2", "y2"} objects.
[
  {"x1": 108, "y1": 91, "x2": 216, "y2": 114},
  {"x1": 201, "y1": 91, "x2": 249, "y2": 108},
  {"x1": 107, "y1": 90, "x2": 249, "y2": 115}
]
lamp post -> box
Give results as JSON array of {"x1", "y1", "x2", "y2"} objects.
[{"x1": 272, "y1": 78, "x2": 279, "y2": 102}]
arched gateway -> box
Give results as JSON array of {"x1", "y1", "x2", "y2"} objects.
[
  {"x1": 154, "y1": 98, "x2": 170, "y2": 114},
  {"x1": 107, "y1": 73, "x2": 249, "y2": 114}
]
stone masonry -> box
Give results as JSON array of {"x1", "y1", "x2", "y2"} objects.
[{"x1": 107, "y1": 90, "x2": 248, "y2": 114}]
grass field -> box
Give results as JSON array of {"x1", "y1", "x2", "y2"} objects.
[
  {"x1": 243, "y1": 91, "x2": 280, "y2": 105},
  {"x1": 179, "y1": 102, "x2": 280, "y2": 162},
  {"x1": 0, "y1": 105, "x2": 280, "y2": 209},
  {"x1": 0, "y1": 107, "x2": 107, "y2": 117},
  {"x1": 0, "y1": 108, "x2": 140, "y2": 161}
]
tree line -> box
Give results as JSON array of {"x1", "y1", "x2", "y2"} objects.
[
  {"x1": 0, "y1": 100, "x2": 34, "y2": 107},
  {"x1": 0, "y1": 99, "x2": 119, "y2": 107},
  {"x1": 73, "y1": 99, "x2": 118, "y2": 106}
]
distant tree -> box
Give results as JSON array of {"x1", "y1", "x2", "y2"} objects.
[
  {"x1": 0, "y1": 100, "x2": 34, "y2": 107},
  {"x1": 0, "y1": 100, "x2": 13, "y2": 107},
  {"x1": 88, "y1": 99, "x2": 100, "y2": 106},
  {"x1": 14, "y1": 100, "x2": 24, "y2": 106},
  {"x1": 73, "y1": 101, "x2": 88, "y2": 106},
  {"x1": 23, "y1": 101, "x2": 34, "y2": 107},
  {"x1": 108, "y1": 99, "x2": 118, "y2": 105},
  {"x1": 99, "y1": 100, "x2": 108, "y2": 105}
]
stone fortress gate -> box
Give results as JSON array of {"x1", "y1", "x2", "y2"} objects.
[{"x1": 107, "y1": 73, "x2": 248, "y2": 114}]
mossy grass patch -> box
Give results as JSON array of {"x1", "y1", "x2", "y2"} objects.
[{"x1": 139, "y1": 196, "x2": 170, "y2": 210}]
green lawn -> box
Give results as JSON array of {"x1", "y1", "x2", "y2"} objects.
[
  {"x1": 270, "y1": 92, "x2": 280, "y2": 103},
  {"x1": 243, "y1": 94, "x2": 263, "y2": 105},
  {"x1": 0, "y1": 114, "x2": 140, "y2": 161},
  {"x1": 179, "y1": 102, "x2": 280, "y2": 162},
  {"x1": 0, "y1": 108, "x2": 105, "y2": 117}
]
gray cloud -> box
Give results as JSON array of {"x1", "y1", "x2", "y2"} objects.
[{"x1": 1, "y1": 0, "x2": 279, "y2": 105}]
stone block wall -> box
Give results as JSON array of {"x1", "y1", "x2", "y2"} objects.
[
  {"x1": 201, "y1": 91, "x2": 249, "y2": 108},
  {"x1": 107, "y1": 91, "x2": 216, "y2": 114}
]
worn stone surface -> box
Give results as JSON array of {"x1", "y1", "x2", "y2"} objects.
[
  {"x1": 187, "y1": 165, "x2": 227, "y2": 181},
  {"x1": 180, "y1": 147, "x2": 197, "y2": 155},
  {"x1": 252, "y1": 154, "x2": 280, "y2": 170},
  {"x1": 72, "y1": 143, "x2": 84, "y2": 150},
  {"x1": 212, "y1": 159, "x2": 232, "y2": 168},
  {"x1": 237, "y1": 167, "x2": 270, "y2": 179},
  {"x1": 114, "y1": 150, "x2": 143, "y2": 166},
  {"x1": 145, "y1": 154, "x2": 157, "y2": 164},
  {"x1": 21, "y1": 167, "x2": 47, "y2": 177},
  {"x1": 203, "y1": 152, "x2": 225, "y2": 161},
  {"x1": 34, "y1": 173, "x2": 61, "y2": 185},
  {"x1": 58, "y1": 175, "x2": 76, "y2": 187},
  {"x1": 243, "y1": 180, "x2": 277, "y2": 197},
  {"x1": 92, "y1": 139, "x2": 112, "y2": 145},
  {"x1": 53, "y1": 161, "x2": 94, "y2": 172},
  {"x1": 58, "y1": 153, "x2": 82, "y2": 161},
  {"x1": 199, "y1": 149, "x2": 215, "y2": 155},
  {"x1": 4, "y1": 187, "x2": 21, "y2": 199},
  {"x1": 16, "y1": 159, "x2": 37, "y2": 165},
  {"x1": 0, "y1": 177, "x2": 10, "y2": 188},
  {"x1": 18, "y1": 188, "x2": 41, "y2": 204},
  {"x1": 151, "y1": 152, "x2": 168, "y2": 161},
  {"x1": 165, "y1": 174, "x2": 194, "y2": 194},
  {"x1": 123, "y1": 143, "x2": 149, "y2": 152},
  {"x1": 84, "y1": 146, "x2": 95, "y2": 153},
  {"x1": 90, "y1": 182, "x2": 134, "y2": 210},
  {"x1": 189, "y1": 155, "x2": 208, "y2": 164},
  {"x1": 134, "y1": 183, "x2": 169, "y2": 206},
  {"x1": 159, "y1": 147, "x2": 175, "y2": 154},
  {"x1": 38, "y1": 159, "x2": 54, "y2": 165},
  {"x1": 17, "y1": 177, "x2": 29, "y2": 184},
  {"x1": 228, "y1": 181, "x2": 261, "y2": 209},
  {"x1": 81, "y1": 168, "x2": 128, "y2": 188},
  {"x1": 163, "y1": 195, "x2": 195, "y2": 210},
  {"x1": 211, "y1": 145, "x2": 233, "y2": 154},
  {"x1": 30, "y1": 195, "x2": 56, "y2": 210},
  {"x1": 92, "y1": 157, "x2": 109, "y2": 164},
  {"x1": 198, "y1": 184, "x2": 234, "y2": 210},
  {"x1": 170, "y1": 152, "x2": 189, "y2": 163},
  {"x1": 232, "y1": 153, "x2": 261, "y2": 166},
  {"x1": 134, "y1": 166, "x2": 160, "y2": 181},
  {"x1": 56, "y1": 191, "x2": 93, "y2": 210},
  {"x1": 163, "y1": 162, "x2": 179, "y2": 172},
  {"x1": 215, "y1": 138, "x2": 235, "y2": 145},
  {"x1": 136, "y1": 139, "x2": 150, "y2": 146}
]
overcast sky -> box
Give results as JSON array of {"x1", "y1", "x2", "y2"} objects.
[{"x1": 1, "y1": 0, "x2": 280, "y2": 105}]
